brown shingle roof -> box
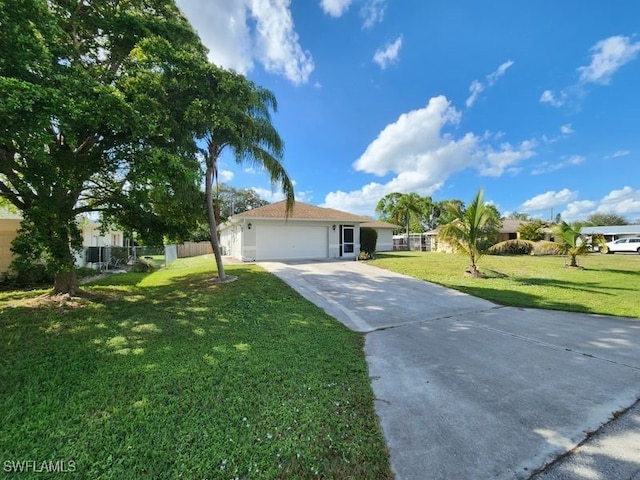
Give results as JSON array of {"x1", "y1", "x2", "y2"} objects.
[
  {"x1": 361, "y1": 219, "x2": 400, "y2": 229},
  {"x1": 499, "y1": 219, "x2": 529, "y2": 233},
  {"x1": 233, "y1": 200, "x2": 371, "y2": 222}
]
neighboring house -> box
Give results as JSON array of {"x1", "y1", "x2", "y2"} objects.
[
  {"x1": 219, "y1": 201, "x2": 372, "y2": 261},
  {"x1": 0, "y1": 210, "x2": 22, "y2": 273},
  {"x1": 360, "y1": 219, "x2": 400, "y2": 251},
  {"x1": 498, "y1": 219, "x2": 529, "y2": 242},
  {"x1": 581, "y1": 225, "x2": 640, "y2": 242},
  {"x1": 0, "y1": 211, "x2": 126, "y2": 272}
]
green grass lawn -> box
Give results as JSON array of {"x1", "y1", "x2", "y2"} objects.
[
  {"x1": 370, "y1": 251, "x2": 640, "y2": 318},
  {"x1": 0, "y1": 255, "x2": 392, "y2": 479}
]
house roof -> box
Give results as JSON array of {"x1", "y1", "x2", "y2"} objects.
[
  {"x1": 499, "y1": 219, "x2": 529, "y2": 233},
  {"x1": 231, "y1": 200, "x2": 371, "y2": 222},
  {"x1": 360, "y1": 218, "x2": 400, "y2": 229},
  {"x1": 581, "y1": 225, "x2": 640, "y2": 236}
]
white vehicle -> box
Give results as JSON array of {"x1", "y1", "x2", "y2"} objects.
[{"x1": 605, "y1": 237, "x2": 640, "y2": 254}]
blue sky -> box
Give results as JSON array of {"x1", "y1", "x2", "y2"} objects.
[{"x1": 176, "y1": 0, "x2": 640, "y2": 223}]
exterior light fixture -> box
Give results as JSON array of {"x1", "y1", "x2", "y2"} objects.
[
  {"x1": 332, "y1": 224, "x2": 336, "y2": 231},
  {"x1": 247, "y1": 222, "x2": 252, "y2": 230}
]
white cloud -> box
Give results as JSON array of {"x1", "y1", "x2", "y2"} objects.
[
  {"x1": 541, "y1": 35, "x2": 640, "y2": 107},
  {"x1": 561, "y1": 200, "x2": 598, "y2": 221},
  {"x1": 522, "y1": 186, "x2": 640, "y2": 222},
  {"x1": 539, "y1": 89, "x2": 567, "y2": 107},
  {"x1": 605, "y1": 150, "x2": 630, "y2": 159},
  {"x1": 560, "y1": 124, "x2": 574, "y2": 135},
  {"x1": 578, "y1": 35, "x2": 640, "y2": 85},
  {"x1": 521, "y1": 189, "x2": 578, "y2": 212},
  {"x1": 373, "y1": 36, "x2": 403, "y2": 69},
  {"x1": 361, "y1": 0, "x2": 387, "y2": 29},
  {"x1": 319, "y1": 0, "x2": 353, "y2": 17},
  {"x1": 252, "y1": 180, "x2": 312, "y2": 203},
  {"x1": 218, "y1": 170, "x2": 235, "y2": 182},
  {"x1": 177, "y1": 0, "x2": 253, "y2": 73},
  {"x1": 323, "y1": 95, "x2": 537, "y2": 215},
  {"x1": 466, "y1": 60, "x2": 514, "y2": 107},
  {"x1": 465, "y1": 80, "x2": 484, "y2": 108},
  {"x1": 176, "y1": 0, "x2": 314, "y2": 85},
  {"x1": 479, "y1": 140, "x2": 536, "y2": 177},
  {"x1": 531, "y1": 154, "x2": 585, "y2": 175}
]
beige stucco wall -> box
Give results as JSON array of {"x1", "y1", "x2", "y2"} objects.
[{"x1": 0, "y1": 219, "x2": 21, "y2": 273}]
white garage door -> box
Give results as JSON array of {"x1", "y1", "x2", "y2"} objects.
[{"x1": 256, "y1": 225, "x2": 328, "y2": 260}]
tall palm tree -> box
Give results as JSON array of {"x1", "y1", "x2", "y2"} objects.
[
  {"x1": 376, "y1": 192, "x2": 424, "y2": 249},
  {"x1": 201, "y1": 68, "x2": 294, "y2": 282},
  {"x1": 438, "y1": 189, "x2": 491, "y2": 276}
]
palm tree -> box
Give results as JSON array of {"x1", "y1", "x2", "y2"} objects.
[
  {"x1": 201, "y1": 68, "x2": 294, "y2": 282},
  {"x1": 554, "y1": 221, "x2": 600, "y2": 267},
  {"x1": 376, "y1": 192, "x2": 425, "y2": 249},
  {"x1": 438, "y1": 189, "x2": 492, "y2": 276}
]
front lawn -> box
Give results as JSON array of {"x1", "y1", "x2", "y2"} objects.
[
  {"x1": 371, "y1": 251, "x2": 639, "y2": 318},
  {"x1": 0, "y1": 255, "x2": 392, "y2": 479}
]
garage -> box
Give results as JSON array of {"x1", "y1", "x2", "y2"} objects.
[
  {"x1": 218, "y1": 200, "x2": 371, "y2": 262},
  {"x1": 256, "y1": 225, "x2": 328, "y2": 260}
]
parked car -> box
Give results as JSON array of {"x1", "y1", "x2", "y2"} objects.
[{"x1": 605, "y1": 237, "x2": 640, "y2": 254}]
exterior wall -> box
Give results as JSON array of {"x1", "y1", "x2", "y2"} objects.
[
  {"x1": 220, "y1": 220, "x2": 362, "y2": 261},
  {"x1": 0, "y1": 219, "x2": 21, "y2": 273},
  {"x1": 375, "y1": 229, "x2": 394, "y2": 251},
  {"x1": 82, "y1": 223, "x2": 125, "y2": 248}
]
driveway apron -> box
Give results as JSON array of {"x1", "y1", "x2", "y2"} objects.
[{"x1": 258, "y1": 260, "x2": 640, "y2": 480}]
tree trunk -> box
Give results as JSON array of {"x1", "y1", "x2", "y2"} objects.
[
  {"x1": 206, "y1": 161, "x2": 227, "y2": 280},
  {"x1": 569, "y1": 254, "x2": 578, "y2": 267},
  {"x1": 54, "y1": 270, "x2": 78, "y2": 295}
]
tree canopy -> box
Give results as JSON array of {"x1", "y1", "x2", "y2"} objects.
[
  {"x1": 0, "y1": 0, "x2": 211, "y2": 293},
  {"x1": 585, "y1": 212, "x2": 629, "y2": 226}
]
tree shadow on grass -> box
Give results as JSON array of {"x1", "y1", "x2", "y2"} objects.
[{"x1": 453, "y1": 284, "x2": 594, "y2": 314}]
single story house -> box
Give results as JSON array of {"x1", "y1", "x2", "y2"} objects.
[
  {"x1": 581, "y1": 225, "x2": 640, "y2": 242},
  {"x1": 219, "y1": 201, "x2": 381, "y2": 261},
  {"x1": 0, "y1": 211, "x2": 126, "y2": 273},
  {"x1": 497, "y1": 219, "x2": 529, "y2": 242},
  {"x1": 360, "y1": 219, "x2": 400, "y2": 251}
]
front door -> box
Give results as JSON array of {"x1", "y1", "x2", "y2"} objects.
[{"x1": 341, "y1": 225, "x2": 355, "y2": 258}]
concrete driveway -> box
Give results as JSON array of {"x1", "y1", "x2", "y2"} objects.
[{"x1": 259, "y1": 259, "x2": 640, "y2": 480}]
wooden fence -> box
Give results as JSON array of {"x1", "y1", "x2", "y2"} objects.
[{"x1": 177, "y1": 241, "x2": 213, "y2": 258}]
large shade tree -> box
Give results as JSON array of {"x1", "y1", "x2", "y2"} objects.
[
  {"x1": 191, "y1": 66, "x2": 294, "y2": 282},
  {"x1": 0, "y1": 0, "x2": 208, "y2": 294},
  {"x1": 376, "y1": 192, "x2": 427, "y2": 239},
  {"x1": 438, "y1": 189, "x2": 496, "y2": 276}
]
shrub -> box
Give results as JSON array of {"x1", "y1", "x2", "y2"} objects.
[
  {"x1": 130, "y1": 258, "x2": 158, "y2": 272},
  {"x1": 360, "y1": 227, "x2": 378, "y2": 258},
  {"x1": 1, "y1": 263, "x2": 53, "y2": 288}
]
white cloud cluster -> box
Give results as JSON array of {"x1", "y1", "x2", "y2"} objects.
[
  {"x1": 521, "y1": 186, "x2": 640, "y2": 222},
  {"x1": 541, "y1": 35, "x2": 640, "y2": 107},
  {"x1": 323, "y1": 95, "x2": 537, "y2": 215},
  {"x1": 218, "y1": 170, "x2": 235, "y2": 182},
  {"x1": 521, "y1": 189, "x2": 578, "y2": 212},
  {"x1": 560, "y1": 124, "x2": 574, "y2": 135},
  {"x1": 578, "y1": 35, "x2": 640, "y2": 84},
  {"x1": 319, "y1": 0, "x2": 353, "y2": 17},
  {"x1": 319, "y1": 0, "x2": 388, "y2": 29},
  {"x1": 466, "y1": 60, "x2": 514, "y2": 107},
  {"x1": 361, "y1": 0, "x2": 388, "y2": 29},
  {"x1": 605, "y1": 150, "x2": 630, "y2": 159},
  {"x1": 176, "y1": 0, "x2": 314, "y2": 85},
  {"x1": 531, "y1": 154, "x2": 584, "y2": 175},
  {"x1": 373, "y1": 36, "x2": 403, "y2": 69}
]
